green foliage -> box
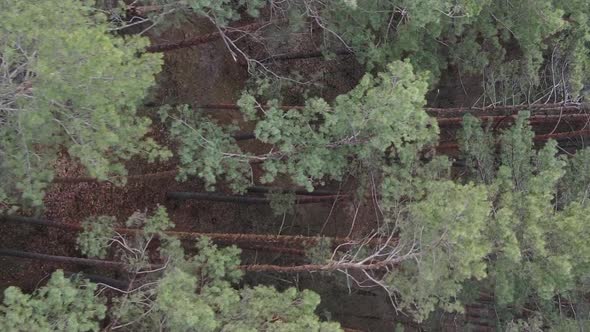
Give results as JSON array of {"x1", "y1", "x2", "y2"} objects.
[
  {"x1": 126, "y1": 205, "x2": 175, "y2": 234},
  {"x1": 317, "y1": 0, "x2": 589, "y2": 98},
  {"x1": 0, "y1": 270, "x2": 106, "y2": 332},
  {"x1": 266, "y1": 190, "x2": 297, "y2": 216},
  {"x1": 164, "y1": 61, "x2": 437, "y2": 193},
  {"x1": 0, "y1": 0, "x2": 167, "y2": 207},
  {"x1": 77, "y1": 216, "x2": 116, "y2": 259},
  {"x1": 385, "y1": 181, "x2": 491, "y2": 322},
  {"x1": 108, "y1": 210, "x2": 341, "y2": 331},
  {"x1": 160, "y1": 104, "x2": 253, "y2": 193},
  {"x1": 221, "y1": 287, "x2": 342, "y2": 332},
  {"x1": 376, "y1": 111, "x2": 590, "y2": 323},
  {"x1": 3, "y1": 208, "x2": 340, "y2": 331},
  {"x1": 244, "y1": 60, "x2": 437, "y2": 191},
  {"x1": 560, "y1": 147, "x2": 590, "y2": 206},
  {"x1": 305, "y1": 237, "x2": 333, "y2": 264},
  {"x1": 458, "y1": 114, "x2": 495, "y2": 184},
  {"x1": 380, "y1": 154, "x2": 451, "y2": 208},
  {"x1": 454, "y1": 111, "x2": 590, "y2": 326},
  {"x1": 505, "y1": 315, "x2": 544, "y2": 332},
  {"x1": 127, "y1": 0, "x2": 266, "y2": 32}
]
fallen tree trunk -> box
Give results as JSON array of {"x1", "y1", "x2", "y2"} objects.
[
  {"x1": 53, "y1": 170, "x2": 178, "y2": 184},
  {"x1": 195, "y1": 102, "x2": 589, "y2": 117},
  {"x1": 166, "y1": 192, "x2": 347, "y2": 204},
  {"x1": 64, "y1": 271, "x2": 129, "y2": 289},
  {"x1": 437, "y1": 129, "x2": 590, "y2": 151},
  {"x1": 0, "y1": 249, "x2": 401, "y2": 273},
  {"x1": 436, "y1": 113, "x2": 590, "y2": 126},
  {"x1": 246, "y1": 186, "x2": 341, "y2": 196},
  {"x1": 257, "y1": 49, "x2": 353, "y2": 63},
  {"x1": 0, "y1": 215, "x2": 372, "y2": 248},
  {"x1": 0, "y1": 249, "x2": 130, "y2": 269},
  {"x1": 241, "y1": 260, "x2": 402, "y2": 273}
]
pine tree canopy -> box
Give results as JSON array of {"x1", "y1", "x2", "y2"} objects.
[
  {"x1": 0, "y1": 0, "x2": 168, "y2": 208},
  {"x1": 164, "y1": 60, "x2": 438, "y2": 192}
]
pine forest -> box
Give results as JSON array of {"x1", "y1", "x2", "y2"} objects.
[{"x1": 2, "y1": 0, "x2": 590, "y2": 330}]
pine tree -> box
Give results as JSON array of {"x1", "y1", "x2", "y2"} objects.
[
  {"x1": 458, "y1": 111, "x2": 590, "y2": 326},
  {"x1": 0, "y1": 0, "x2": 168, "y2": 208},
  {"x1": 162, "y1": 60, "x2": 438, "y2": 192},
  {"x1": 0, "y1": 270, "x2": 106, "y2": 331}
]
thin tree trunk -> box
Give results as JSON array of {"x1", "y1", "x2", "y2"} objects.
[
  {"x1": 0, "y1": 215, "x2": 372, "y2": 248},
  {"x1": 0, "y1": 249, "x2": 131, "y2": 269},
  {"x1": 436, "y1": 113, "x2": 590, "y2": 126},
  {"x1": 166, "y1": 192, "x2": 346, "y2": 204},
  {"x1": 246, "y1": 186, "x2": 341, "y2": 196},
  {"x1": 195, "y1": 102, "x2": 588, "y2": 117},
  {"x1": 52, "y1": 170, "x2": 341, "y2": 199},
  {"x1": 196, "y1": 103, "x2": 304, "y2": 111},
  {"x1": 146, "y1": 29, "x2": 223, "y2": 53},
  {"x1": 53, "y1": 170, "x2": 178, "y2": 184},
  {"x1": 64, "y1": 271, "x2": 129, "y2": 289},
  {"x1": 426, "y1": 102, "x2": 586, "y2": 114},
  {"x1": 257, "y1": 49, "x2": 353, "y2": 63}
]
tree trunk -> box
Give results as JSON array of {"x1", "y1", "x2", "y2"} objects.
[
  {"x1": 0, "y1": 249, "x2": 131, "y2": 269},
  {"x1": 52, "y1": 171, "x2": 341, "y2": 198},
  {"x1": 1, "y1": 215, "x2": 374, "y2": 248},
  {"x1": 240, "y1": 260, "x2": 402, "y2": 273},
  {"x1": 166, "y1": 192, "x2": 346, "y2": 204},
  {"x1": 196, "y1": 103, "x2": 304, "y2": 111},
  {"x1": 425, "y1": 102, "x2": 587, "y2": 115},
  {"x1": 64, "y1": 271, "x2": 129, "y2": 289},
  {"x1": 437, "y1": 129, "x2": 590, "y2": 151},
  {"x1": 534, "y1": 129, "x2": 590, "y2": 141},
  {"x1": 0, "y1": 249, "x2": 400, "y2": 274},
  {"x1": 257, "y1": 49, "x2": 353, "y2": 63},
  {"x1": 436, "y1": 113, "x2": 590, "y2": 126},
  {"x1": 196, "y1": 102, "x2": 589, "y2": 121},
  {"x1": 231, "y1": 132, "x2": 256, "y2": 140},
  {"x1": 246, "y1": 186, "x2": 342, "y2": 196},
  {"x1": 53, "y1": 170, "x2": 178, "y2": 184}
]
